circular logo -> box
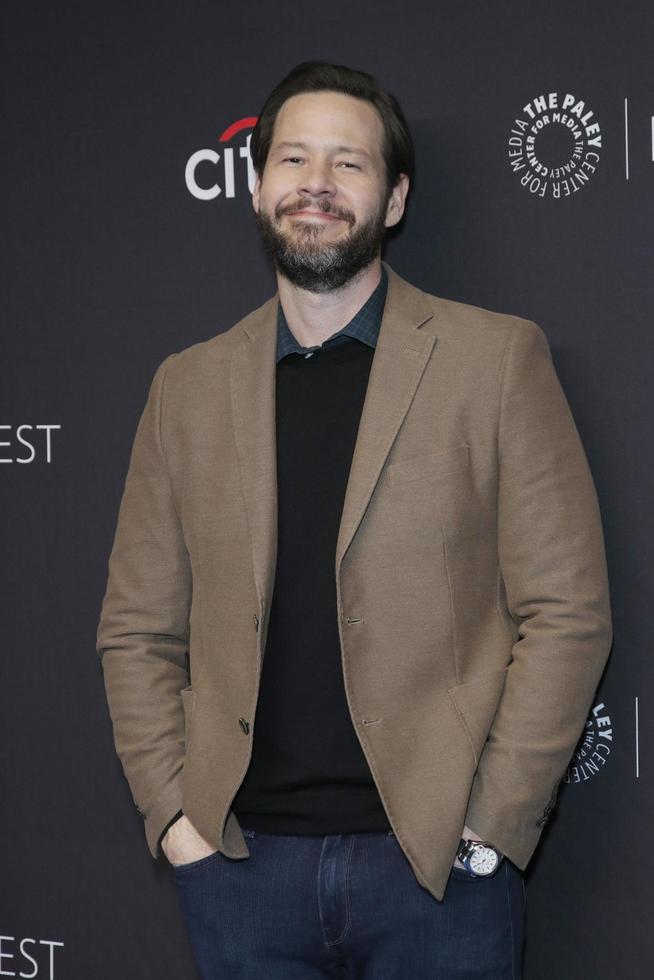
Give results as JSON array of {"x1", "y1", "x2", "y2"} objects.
[
  {"x1": 564, "y1": 702, "x2": 613, "y2": 784},
  {"x1": 507, "y1": 92, "x2": 602, "y2": 199}
]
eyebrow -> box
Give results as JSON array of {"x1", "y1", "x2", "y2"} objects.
[{"x1": 272, "y1": 140, "x2": 372, "y2": 159}]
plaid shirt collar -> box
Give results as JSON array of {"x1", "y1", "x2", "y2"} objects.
[{"x1": 276, "y1": 264, "x2": 389, "y2": 363}]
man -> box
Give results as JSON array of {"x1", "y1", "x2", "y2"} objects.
[{"x1": 97, "y1": 61, "x2": 612, "y2": 978}]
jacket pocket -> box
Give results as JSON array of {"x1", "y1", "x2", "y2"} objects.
[
  {"x1": 385, "y1": 444, "x2": 470, "y2": 487},
  {"x1": 447, "y1": 666, "x2": 509, "y2": 766}
]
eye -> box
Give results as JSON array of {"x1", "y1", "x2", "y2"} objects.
[
  {"x1": 338, "y1": 162, "x2": 360, "y2": 170},
  {"x1": 283, "y1": 156, "x2": 304, "y2": 163}
]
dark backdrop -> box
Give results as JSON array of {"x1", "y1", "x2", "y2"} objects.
[{"x1": 2, "y1": 1, "x2": 652, "y2": 977}]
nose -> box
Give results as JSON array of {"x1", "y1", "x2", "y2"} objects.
[{"x1": 298, "y1": 159, "x2": 337, "y2": 199}]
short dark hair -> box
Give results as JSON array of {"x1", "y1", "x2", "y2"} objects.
[{"x1": 250, "y1": 61, "x2": 415, "y2": 198}]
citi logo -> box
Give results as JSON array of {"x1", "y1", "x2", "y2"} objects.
[{"x1": 185, "y1": 116, "x2": 258, "y2": 201}]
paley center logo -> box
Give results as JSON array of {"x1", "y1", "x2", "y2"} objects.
[
  {"x1": 185, "y1": 116, "x2": 258, "y2": 201},
  {"x1": 507, "y1": 92, "x2": 602, "y2": 199},
  {"x1": 563, "y1": 702, "x2": 613, "y2": 784}
]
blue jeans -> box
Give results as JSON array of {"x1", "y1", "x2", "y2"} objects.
[{"x1": 172, "y1": 827, "x2": 526, "y2": 979}]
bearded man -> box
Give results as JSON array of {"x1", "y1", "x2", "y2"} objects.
[{"x1": 97, "y1": 60, "x2": 612, "y2": 979}]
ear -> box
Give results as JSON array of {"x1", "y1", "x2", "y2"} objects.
[
  {"x1": 384, "y1": 174, "x2": 410, "y2": 228},
  {"x1": 252, "y1": 174, "x2": 261, "y2": 213}
]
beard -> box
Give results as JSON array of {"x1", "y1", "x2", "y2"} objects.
[{"x1": 254, "y1": 192, "x2": 391, "y2": 293}]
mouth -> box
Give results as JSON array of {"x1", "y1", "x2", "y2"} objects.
[{"x1": 287, "y1": 210, "x2": 342, "y2": 221}]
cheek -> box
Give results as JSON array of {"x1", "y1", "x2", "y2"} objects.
[
  {"x1": 274, "y1": 186, "x2": 305, "y2": 216},
  {"x1": 258, "y1": 173, "x2": 287, "y2": 206},
  {"x1": 354, "y1": 186, "x2": 387, "y2": 218}
]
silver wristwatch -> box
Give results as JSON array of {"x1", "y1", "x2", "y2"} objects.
[{"x1": 456, "y1": 838, "x2": 504, "y2": 877}]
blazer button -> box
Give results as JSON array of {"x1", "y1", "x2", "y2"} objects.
[
  {"x1": 253, "y1": 614, "x2": 259, "y2": 631},
  {"x1": 239, "y1": 718, "x2": 250, "y2": 734}
]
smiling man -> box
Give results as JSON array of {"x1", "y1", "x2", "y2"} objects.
[
  {"x1": 97, "y1": 61, "x2": 612, "y2": 978},
  {"x1": 252, "y1": 88, "x2": 400, "y2": 307}
]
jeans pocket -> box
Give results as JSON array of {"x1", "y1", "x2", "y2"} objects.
[
  {"x1": 450, "y1": 866, "x2": 478, "y2": 881},
  {"x1": 171, "y1": 849, "x2": 222, "y2": 876},
  {"x1": 449, "y1": 864, "x2": 500, "y2": 882}
]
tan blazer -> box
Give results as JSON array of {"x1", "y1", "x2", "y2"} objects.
[{"x1": 96, "y1": 260, "x2": 612, "y2": 901}]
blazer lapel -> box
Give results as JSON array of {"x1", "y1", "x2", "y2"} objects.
[
  {"x1": 335, "y1": 262, "x2": 436, "y2": 569},
  {"x1": 230, "y1": 292, "x2": 279, "y2": 612},
  {"x1": 230, "y1": 260, "x2": 437, "y2": 615}
]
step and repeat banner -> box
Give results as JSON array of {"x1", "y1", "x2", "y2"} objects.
[{"x1": 2, "y1": 1, "x2": 652, "y2": 977}]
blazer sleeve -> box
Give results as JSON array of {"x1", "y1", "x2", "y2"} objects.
[
  {"x1": 463, "y1": 319, "x2": 613, "y2": 869},
  {"x1": 96, "y1": 353, "x2": 192, "y2": 860}
]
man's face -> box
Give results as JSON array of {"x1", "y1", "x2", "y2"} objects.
[{"x1": 252, "y1": 91, "x2": 409, "y2": 292}]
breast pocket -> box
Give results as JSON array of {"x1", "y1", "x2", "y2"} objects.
[{"x1": 384, "y1": 444, "x2": 470, "y2": 488}]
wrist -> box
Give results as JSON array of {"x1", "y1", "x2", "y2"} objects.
[
  {"x1": 160, "y1": 810, "x2": 184, "y2": 852},
  {"x1": 462, "y1": 824, "x2": 502, "y2": 854},
  {"x1": 456, "y1": 837, "x2": 504, "y2": 877}
]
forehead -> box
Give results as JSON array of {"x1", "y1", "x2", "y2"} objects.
[{"x1": 270, "y1": 91, "x2": 384, "y2": 158}]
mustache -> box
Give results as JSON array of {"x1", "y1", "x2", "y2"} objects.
[{"x1": 277, "y1": 199, "x2": 355, "y2": 225}]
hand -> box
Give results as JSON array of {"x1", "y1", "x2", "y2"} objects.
[
  {"x1": 453, "y1": 823, "x2": 485, "y2": 870},
  {"x1": 161, "y1": 814, "x2": 219, "y2": 867}
]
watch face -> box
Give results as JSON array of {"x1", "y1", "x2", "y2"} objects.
[{"x1": 469, "y1": 845, "x2": 498, "y2": 876}]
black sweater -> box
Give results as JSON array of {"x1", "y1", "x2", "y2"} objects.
[{"x1": 231, "y1": 332, "x2": 391, "y2": 834}]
